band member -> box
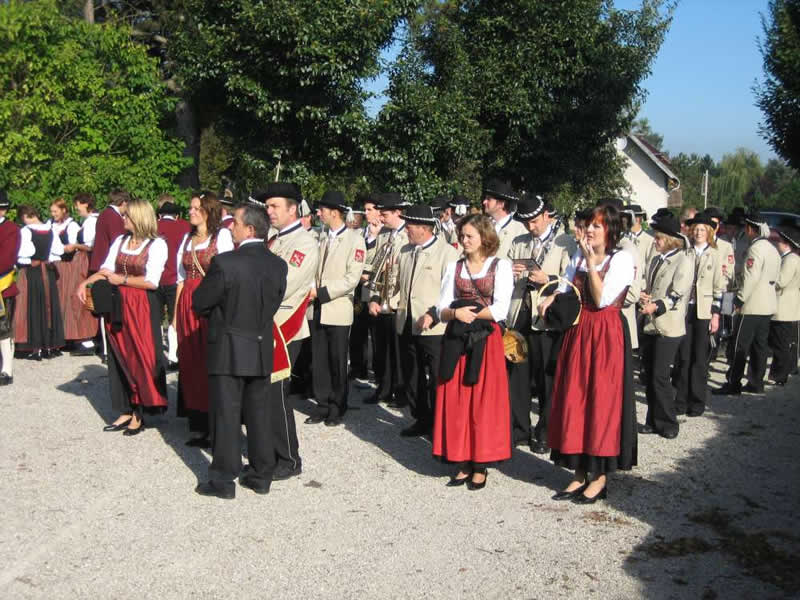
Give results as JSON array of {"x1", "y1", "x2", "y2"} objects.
[
  {"x1": 89, "y1": 190, "x2": 128, "y2": 273},
  {"x1": 156, "y1": 195, "x2": 191, "y2": 369},
  {"x1": 391, "y1": 205, "x2": 459, "y2": 436},
  {"x1": 506, "y1": 195, "x2": 574, "y2": 453},
  {"x1": 624, "y1": 204, "x2": 654, "y2": 278},
  {"x1": 434, "y1": 214, "x2": 513, "y2": 490},
  {"x1": 346, "y1": 201, "x2": 365, "y2": 229},
  {"x1": 639, "y1": 213, "x2": 692, "y2": 439},
  {"x1": 673, "y1": 212, "x2": 724, "y2": 417},
  {"x1": 350, "y1": 194, "x2": 381, "y2": 385},
  {"x1": 544, "y1": 203, "x2": 636, "y2": 503},
  {"x1": 481, "y1": 178, "x2": 527, "y2": 260},
  {"x1": 714, "y1": 211, "x2": 781, "y2": 395},
  {"x1": 432, "y1": 196, "x2": 458, "y2": 247},
  {"x1": 705, "y1": 206, "x2": 736, "y2": 356},
  {"x1": 306, "y1": 191, "x2": 367, "y2": 426},
  {"x1": 768, "y1": 228, "x2": 800, "y2": 386},
  {"x1": 67, "y1": 194, "x2": 100, "y2": 355},
  {"x1": 264, "y1": 183, "x2": 318, "y2": 479},
  {"x1": 192, "y1": 204, "x2": 287, "y2": 499},
  {"x1": 14, "y1": 205, "x2": 65, "y2": 359},
  {"x1": 365, "y1": 192, "x2": 409, "y2": 406},
  {"x1": 77, "y1": 198, "x2": 168, "y2": 435},
  {"x1": 174, "y1": 193, "x2": 234, "y2": 447},
  {"x1": 0, "y1": 191, "x2": 20, "y2": 385}
]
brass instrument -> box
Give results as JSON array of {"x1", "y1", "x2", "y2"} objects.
[{"x1": 365, "y1": 235, "x2": 398, "y2": 313}]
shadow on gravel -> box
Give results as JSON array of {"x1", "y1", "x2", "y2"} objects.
[{"x1": 609, "y1": 357, "x2": 800, "y2": 599}]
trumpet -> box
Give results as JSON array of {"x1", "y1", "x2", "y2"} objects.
[{"x1": 365, "y1": 237, "x2": 397, "y2": 313}]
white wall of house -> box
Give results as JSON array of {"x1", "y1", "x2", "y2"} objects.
[{"x1": 618, "y1": 141, "x2": 670, "y2": 218}]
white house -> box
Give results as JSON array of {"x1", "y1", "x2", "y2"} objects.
[{"x1": 616, "y1": 134, "x2": 682, "y2": 218}]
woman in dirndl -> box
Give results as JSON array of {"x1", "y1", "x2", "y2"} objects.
[
  {"x1": 14, "y1": 205, "x2": 65, "y2": 359},
  {"x1": 174, "y1": 192, "x2": 234, "y2": 447},
  {"x1": 540, "y1": 203, "x2": 636, "y2": 504},
  {"x1": 433, "y1": 214, "x2": 514, "y2": 490},
  {"x1": 77, "y1": 198, "x2": 168, "y2": 435}
]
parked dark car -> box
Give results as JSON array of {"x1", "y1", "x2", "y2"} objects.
[{"x1": 762, "y1": 211, "x2": 800, "y2": 229}]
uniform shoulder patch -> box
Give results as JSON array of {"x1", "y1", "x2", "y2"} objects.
[
  {"x1": 746, "y1": 257, "x2": 754, "y2": 269},
  {"x1": 728, "y1": 254, "x2": 734, "y2": 264},
  {"x1": 354, "y1": 249, "x2": 365, "y2": 262},
  {"x1": 289, "y1": 250, "x2": 305, "y2": 267}
]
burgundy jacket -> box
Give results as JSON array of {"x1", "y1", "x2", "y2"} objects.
[
  {"x1": 0, "y1": 218, "x2": 21, "y2": 298},
  {"x1": 157, "y1": 217, "x2": 191, "y2": 286},
  {"x1": 89, "y1": 206, "x2": 125, "y2": 273}
]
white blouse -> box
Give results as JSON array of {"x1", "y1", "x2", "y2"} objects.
[
  {"x1": 100, "y1": 234, "x2": 168, "y2": 287},
  {"x1": 437, "y1": 257, "x2": 514, "y2": 323},
  {"x1": 176, "y1": 228, "x2": 234, "y2": 283},
  {"x1": 17, "y1": 224, "x2": 65, "y2": 264},
  {"x1": 48, "y1": 218, "x2": 81, "y2": 244},
  {"x1": 559, "y1": 250, "x2": 634, "y2": 308},
  {"x1": 79, "y1": 213, "x2": 99, "y2": 248}
]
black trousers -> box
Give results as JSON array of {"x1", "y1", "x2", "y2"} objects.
[
  {"x1": 769, "y1": 320, "x2": 798, "y2": 383},
  {"x1": 725, "y1": 313, "x2": 743, "y2": 370},
  {"x1": 155, "y1": 283, "x2": 177, "y2": 324},
  {"x1": 311, "y1": 304, "x2": 350, "y2": 419},
  {"x1": 727, "y1": 314, "x2": 772, "y2": 389},
  {"x1": 530, "y1": 330, "x2": 557, "y2": 443},
  {"x1": 373, "y1": 312, "x2": 404, "y2": 402},
  {"x1": 399, "y1": 320, "x2": 441, "y2": 429},
  {"x1": 674, "y1": 306, "x2": 711, "y2": 415},
  {"x1": 208, "y1": 374, "x2": 274, "y2": 492},
  {"x1": 641, "y1": 333, "x2": 681, "y2": 436},
  {"x1": 290, "y1": 333, "x2": 313, "y2": 396},
  {"x1": 271, "y1": 340, "x2": 302, "y2": 471},
  {"x1": 349, "y1": 293, "x2": 371, "y2": 379},
  {"x1": 507, "y1": 355, "x2": 531, "y2": 442}
]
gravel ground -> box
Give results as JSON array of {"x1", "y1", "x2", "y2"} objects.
[{"x1": 1, "y1": 352, "x2": 798, "y2": 599}]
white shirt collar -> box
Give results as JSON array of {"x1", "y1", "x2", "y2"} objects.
[
  {"x1": 537, "y1": 224, "x2": 553, "y2": 243},
  {"x1": 693, "y1": 242, "x2": 709, "y2": 256},
  {"x1": 111, "y1": 205, "x2": 123, "y2": 216},
  {"x1": 494, "y1": 213, "x2": 513, "y2": 233},
  {"x1": 329, "y1": 224, "x2": 346, "y2": 237},
  {"x1": 160, "y1": 215, "x2": 176, "y2": 221},
  {"x1": 279, "y1": 220, "x2": 302, "y2": 236},
  {"x1": 417, "y1": 235, "x2": 437, "y2": 250},
  {"x1": 239, "y1": 238, "x2": 264, "y2": 247}
]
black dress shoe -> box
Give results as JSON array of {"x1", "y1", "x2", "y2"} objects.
[
  {"x1": 167, "y1": 361, "x2": 179, "y2": 372},
  {"x1": 742, "y1": 382, "x2": 764, "y2": 394},
  {"x1": 239, "y1": 475, "x2": 270, "y2": 495},
  {"x1": 324, "y1": 416, "x2": 342, "y2": 426},
  {"x1": 272, "y1": 465, "x2": 302, "y2": 481},
  {"x1": 552, "y1": 483, "x2": 588, "y2": 501},
  {"x1": 712, "y1": 383, "x2": 741, "y2": 396},
  {"x1": 659, "y1": 430, "x2": 679, "y2": 440},
  {"x1": 572, "y1": 486, "x2": 607, "y2": 504},
  {"x1": 400, "y1": 422, "x2": 430, "y2": 437},
  {"x1": 638, "y1": 424, "x2": 657, "y2": 434},
  {"x1": 185, "y1": 436, "x2": 212, "y2": 448},
  {"x1": 771, "y1": 379, "x2": 787, "y2": 387},
  {"x1": 0, "y1": 373, "x2": 12, "y2": 386},
  {"x1": 304, "y1": 415, "x2": 326, "y2": 425},
  {"x1": 529, "y1": 438, "x2": 549, "y2": 454},
  {"x1": 686, "y1": 409, "x2": 705, "y2": 417},
  {"x1": 467, "y1": 470, "x2": 488, "y2": 491},
  {"x1": 103, "y1": 419, "x2": 132, "y2": 432},
  {"x1": 46, "y1": 349, "x2": 62, "y2": 359},
  {"x1": 195, "y1": 481, "x2": 235, "y2": 499}
]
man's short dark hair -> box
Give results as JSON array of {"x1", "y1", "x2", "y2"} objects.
[
  {"x1": 108, "y1": 189, "x2": 131, "y2": 207},
  {"x1": 237, "y1": 204, "x2": 269, "y2": 239}
]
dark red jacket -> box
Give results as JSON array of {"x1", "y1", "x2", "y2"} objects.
[
  {"x1": 89, "y1": 206, "x2": 125, "y2": 273},
  {"x1": 157, "y1": 217, "x2": 191, "y2": 286},
  {"x1": 0, "y1": 218, "x2": 21, "y2": 298}
]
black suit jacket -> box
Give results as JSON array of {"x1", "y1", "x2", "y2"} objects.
[{"x1": 192, "y1": 241, "x2": 287, "y2": 377}]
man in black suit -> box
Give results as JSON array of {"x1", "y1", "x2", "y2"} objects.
[{"x1": 192, "y1": 204, "x2": 287, "y2": 499}]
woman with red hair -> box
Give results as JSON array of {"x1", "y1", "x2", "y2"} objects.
[{"x1": 539, "y1": 204, "x2": 637, "y2": 504}]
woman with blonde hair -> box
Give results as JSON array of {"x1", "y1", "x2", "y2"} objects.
[
  {"x1": 434, "y1": 214, "x2": 514, "y2": 490},
  {"x1": 78, "y1": 198, "x2": 168, "y2": 435},
  {"x1": 672, "y1": 212, "x2": 725, "y2": 417}
]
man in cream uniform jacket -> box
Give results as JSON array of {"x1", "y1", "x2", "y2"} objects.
[
  {"x1": 366, "y1": 192, "x2": 410, "y2": 406},
  {"x1": 626, "y1": 204, "x2": 655, "y2": 269},
  {"x1": 482, "y1": 178, "x2": 527, "y2": 260},
  {"x1": 715, "y1": 211, "x2": 781, "y2": 395},
  {"x1": 639, "y1": 213, "x2": 693, "y2": 439},
  {"x1": 768, "y1": 228, "x2": 800, "y2": 385},
  {"x1": 390, "y1": 205, "x2": 459, "y2": 437},
  {"x1": 506, "y1": 195, "x2": 574, "y2": 453},
  {"x1": 306, "y1": 191, "x2": 367, "y2": 426},
  {"x1": 263, "y1": 183, "x2": 319, "y2": 480}
]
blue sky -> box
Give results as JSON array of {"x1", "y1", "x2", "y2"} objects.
[{"x1": 366, "y1": 0, "x2": 776, "y2": 162}]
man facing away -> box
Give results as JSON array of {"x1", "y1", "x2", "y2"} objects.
[{"x1": 192, "y1": 204, "x2": 287, "y2": 499}]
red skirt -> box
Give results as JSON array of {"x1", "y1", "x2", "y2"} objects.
[
  {"x1": 106, "y1": 287, "x2": 168, "y2": 408},
  {"x1": 176, "y1": 278, "x2": 209, "y2": 414},
  {"x1": 433, "y1": 324, "x2": 511, "y2": 463},
  {"x1": 548, "y1": 306, "x2": 624, "y2": 457},
  {"x1": 56, "y1": 253, "x2": 98, "y2": 340}
]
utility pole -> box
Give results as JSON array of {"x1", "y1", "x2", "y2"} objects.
[{"x1": 702, "y1": 169, "x2": 709, "y2": 209}]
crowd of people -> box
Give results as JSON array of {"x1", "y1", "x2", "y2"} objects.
[{"x1": 0, "y1": 182, "x2": 798, "y2": 501}]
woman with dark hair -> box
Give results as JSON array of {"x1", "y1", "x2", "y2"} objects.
[
  {"x1": 540, "y1": 204, "x2": 636, "y2": 503},
  {"x1": 14, "y1": 205, "x2": 65, "y2": 359},
  {"x1": 174, "y1": 192, "x2": 234, "y2": 446},
  {"x1": 49, "y1": 198, "x2": 97, "y2": 350},
  {"x1": 77, "y1": 198, "x2": 168, "y2": 435},
  {"x1": 433, "y1": 214, "x2": 514, "y2": 490}
]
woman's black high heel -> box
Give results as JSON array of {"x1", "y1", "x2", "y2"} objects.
[
  {"x1": 103, "y1": 417, "x2": 132, "y2": 432},
  {"x1": 467, "y1": 469, "x2": 488, "y2": 491},
  {"x1": 446, "y1": 473, "x2": 471, "y2": 487},
  {"x1": 572, "y1": 485, "x2": 608, "y2": 505},
  {"x1": 123, "y1": 418, "x2": 145, "y2": 436},
  {"x1": 552, "y1": 482, "x2": 588, "y2": 501}
]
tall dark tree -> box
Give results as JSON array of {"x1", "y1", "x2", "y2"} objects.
[{"x1": 756, "y1": 0, "x2": 800, "y2": 169}]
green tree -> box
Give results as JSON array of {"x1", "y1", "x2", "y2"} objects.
[
  {"x1": 0, "y1": 0, "x2": 190, "y2": 213},
  {"x1": 710, "y1": 148, "x2": 765, "y2": 210},
  {"x1": 632, "y1": 117, "x2": 665, "y2": 151},
  {"x1": 370, "y1": 0, "x2": 673, "y2": 206},
  {"x1": 755, "y1": 0, "x2": 800, "y2": 169},
  {"x1": 670, "y1": 152, "x2": 717, "y2": 208}
]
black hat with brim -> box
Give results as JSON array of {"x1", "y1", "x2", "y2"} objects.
[
  {"x1": 0, "y1": 190, "x2": 9, "y2": 209},
  {"x1": 573, "y1": 207, "x2": 593, "y2": 222},
  {"x1": 403, "y1": 204, "x2": 437, "y2": 225},
  {"x1": 744, "y1": 210, "x2": 766, "y2": 228},
  {"x1": 686, "y1": 212, "x2": 716, "y2": 228},
  {"x1": 515, "y1": 195, "x2": 546, "y2": 220},
  {"x1": 705, "y1": 206, "x2": 725, "y2": 222},
  {"x1": 432, "y1": 195, "x2": 449, "y2": 212},
  {"x1": 778, "y1": 228, "x2": 800, "y2": 251},
  {"x1": 724, "y1": 206, "x2": 747, "y2": 226},
  {"x1": 262, "y1": 182, "x2": 302, "y2": 204},
  {"x1": 318, "y1": 190, "x2": 348, "y2": 212},
  {"x1": 650, "y1": 213, "x2": 684, "y2": 239},
  {"x1": 652, "y1": 207, "x2": 673, "y2": 223},
  {"x1": 626, "y1": 204, "x2": 646, "y2": 216},
  {"x1": 482, "y1": 178, "x2": 519, "y2": 205},
  {"x1": 376, "y1": 192, "x2": 410, "y2": 211}
]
